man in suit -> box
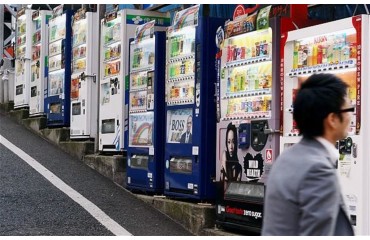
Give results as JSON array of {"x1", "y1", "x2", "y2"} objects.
[
  {"x1": 262, "y1": 73, "x2": 354, "y2": 236},
  {"x1": 180, "y1": 115, "x2": 192, "y2": 144}
]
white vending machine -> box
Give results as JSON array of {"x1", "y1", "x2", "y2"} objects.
[
  {"x1": 29, "y1": 10, "x2": 52, "y2": 116},
  {"x1": 14, "y1": 8, "x2": 33, "y2": 109},
  {"x1": 280, "y1": 15, "x2": 370, "y2": 235},
  {"x1": 99, "y1": 7, "x2": 169, "y2": 152},
  {"x1": 0, "y1": 58, "x2": 14, "y2": 103},
  {"x1": 70, "y1": 8, "x2": 99, "y2": 139}
]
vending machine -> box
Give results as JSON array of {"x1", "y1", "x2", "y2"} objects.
[
  {"x1": 280, "y1": 15, "x2": 370, "y2": 235},
  {"x1": 0, "y1": 58, "x2": 14, "y2": 104},
  {"x1": 29, "y1": 10, "x2": 52, "y2": 116},
  {"x1": 163, "y1": 5, "x2": 225, "y2": 200},
  {"x1": 126, "y1": 21, "x2": 166, "y2": 192},
  {"x1": 70, "y1": 8, "x2": 98, "y2": 139},
  {"x1": 214, "y1": 5, "x2": 308, "y2": 232},
  {"x1": 99, "y1": 7, "x2": 170, "y2": 152},
  {"x1": 45, "y1": 5, "x2": 73, "y2": 127},
  {"x1": 14, "y1": 8, "x2": 33, "y2": 109}
]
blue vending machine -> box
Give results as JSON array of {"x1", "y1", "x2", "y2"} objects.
[
  {"x1": 45, "y1": 5, "x2": 73, "y2": 127},
  {"x1": 164, "y1": 5, "x2": 225, "y2": 200},
  {"x1": 126, "y1": 21, "x2": 167, "y2": 192}
]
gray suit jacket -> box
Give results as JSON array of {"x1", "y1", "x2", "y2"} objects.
[{"x1": 262, "y1": 138, "x2": 354, "y2": 236}]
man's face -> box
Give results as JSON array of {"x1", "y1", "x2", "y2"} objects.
[
  {"x1": 186, "y1": 116, "x2": 192, "y2": 132},
  {"x1": 336, "y1": 97, "x2": 353, "y2": 140}
]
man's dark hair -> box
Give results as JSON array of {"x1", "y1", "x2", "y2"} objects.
[{"x1": 293, "y1": 73, "x2": 348, "y2": 138}]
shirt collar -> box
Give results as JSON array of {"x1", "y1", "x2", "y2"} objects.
[{"x1": 315, "y1": 137, "x2": 339, "y2": 165}]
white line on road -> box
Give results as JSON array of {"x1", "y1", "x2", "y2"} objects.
[{"x1": 0, "y1": 134, "x2": 132, "y2": 236}]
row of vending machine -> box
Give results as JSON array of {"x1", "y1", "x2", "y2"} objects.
[{"x1": 12, "y1": 4, "x2": 369, "y2": 234}]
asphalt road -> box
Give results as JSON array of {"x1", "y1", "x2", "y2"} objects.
[{"x1": 0, "y1": 112, "x2": 192, "y2": 236}]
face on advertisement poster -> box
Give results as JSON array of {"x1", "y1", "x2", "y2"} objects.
[
  {"x1": 167, "y1": 108, "x2": 192, "y2": 144},
  {"x1": 179, "y1": 115, "x2": 192, "y2": 144},
  {"x1": 219, "y1": 123, "x2": 242, "y2": 185}
]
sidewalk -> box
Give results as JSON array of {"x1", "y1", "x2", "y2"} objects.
[{"x1": 0, "y1": 103, "x2": 243, "y2": 236}]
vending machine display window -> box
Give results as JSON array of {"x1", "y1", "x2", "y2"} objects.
[
  {"x1": 129, "y1": 155, "x2": 149, "y2": 170},
  {"x1": 225, "y1": 182, "x2": 264, "y2": 202},
  {"x1": 101, "y1": 119, "x2": 115, "y2": 134},
  {"x1": 49, "y1": 102, "x2": 61, "y2": 113},
  {"x1": 283, "y1": 28, "x2": 358, "y2": 137},
  {"x1": 169, "y1": 157, "x2": 193, "y2": 174}
]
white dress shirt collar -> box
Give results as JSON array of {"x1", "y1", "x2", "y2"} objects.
[{"x1": 315, "y1": 136, "x2": 340, "y2": 165}]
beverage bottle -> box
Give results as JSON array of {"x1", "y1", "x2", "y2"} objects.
[
  {"x1": 171, "y1": 36, "x2": 177, "y2": 57},
  {"x1": 260, "y1": 40, "x2": 265, "y2": 56},
  {"x1": 227, "y1": 45, "x2": 231, "y2": 62},
  {"x1": 321, "y1": 42, "x2": 327, "y2": 64},
  {"x1": 227, "y1": 77, "x2": 231, "y2": 93},
  {"x1": 245, "y1": 37, "x2": 251, "y2": 59},
  {"x1": 255, "y1": 41, "x2": 260, "y2": 57},
  {"x1": 349, "y1": 42, "x2": 356, "y2": 59},
  {"x1": 240, "y1": 71, "x2": 246, "y2": 91},
  {"x1": 332, "y1": 38, "x2": 340, "y2": 64},
  {"x1": 180, "y1": 62, "x2": 185, "y2": 75},
  {"x1": 306, "y1": 44, "x2": 313, "y2": 66},
  {"x1": 233, "y1": 46, "x2": 238, "y2": 61},
  {"x1": 191, "y1": 39, "x2": 195, "y2": 53},
  {"x1": 263, "y1": 39, "x2": 268, "y2": 56},
  {"x1": 228, "y1": 45, "x2": 233, "y2": 62},
  {"x1": 297, "y1": 44, "x2": 303, "y2": 68},
  {"x1": 341, "y1": 42, "x2": 350, "y2": 61},
  {"x1": 312, "y1": 44, "x2": 318, "y2": 65},
  {"x1": 346, "y1": 33, "x2": 357, "y2": 59},
  {"x1": 251, "y1": 44, "x2": 256, "y2": 58},
  {"x1": 326, "y1": 38, "x2": 334, "y2": 64},
  {"x1": 179, "y1": 36, "x2": 184, "y2": 55},
  {"x1": 169, "y1": 64, "x2": 173, "y2": 78},
  {"x1": 292, "y1": 89, "x2": 298, "y2": 132},
  {"x1": 302, "y1": 44, "x2": 308, "y2": 67},
  {"x1": 175, "y1": 37, "x2": 180, "y2": 56},
  {"x1": 234, "y1": 71, "x2": 240, "y2": 92},
  {"x1": 230, "y1": 74, "x2": 235, "y2": 93},
  {"x1": 241, "y1": 47, "x2": 246, "y2": 59}
]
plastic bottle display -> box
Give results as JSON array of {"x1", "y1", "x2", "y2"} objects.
[
  {"x1": 220, "y1": 28, "x2": 273, "y2": 122},
  {"x1": 292, "y1": 32, "x2": 356, "y2": 69},
  {"x1": 166, "y1": 26, "x2": 197, "y2": 104},
  {"x1": 225, "y1": 29, "x2": 272, "y2": 63}
]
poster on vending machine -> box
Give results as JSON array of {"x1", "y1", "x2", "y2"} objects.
[
  {"x1": 129, "y1": 112, "x2": 154, "y2": 147},
  {"x1": 71, "y1": 77, "x2": 80, "y2": 100},
  {"x1": 49, "y1": 71, "x2": 64, "y2": 96},
  {"x1": 100, "y1": 83, "x2": 110, "y2": 105},
  {"x1": 167, "y1": 108, "x2": 193, "y2": 144}
]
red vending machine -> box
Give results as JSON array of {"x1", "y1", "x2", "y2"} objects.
[
  {"x1": 280, "y1": 15, "x2": 370, "y2": 235},
  {"x1": 215, "y1": 4, "x2": 308, "y2": 233}
]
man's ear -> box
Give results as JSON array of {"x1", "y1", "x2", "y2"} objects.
[{"x1": 325, "y1": 112, "x2": 339, "y2": 130}]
